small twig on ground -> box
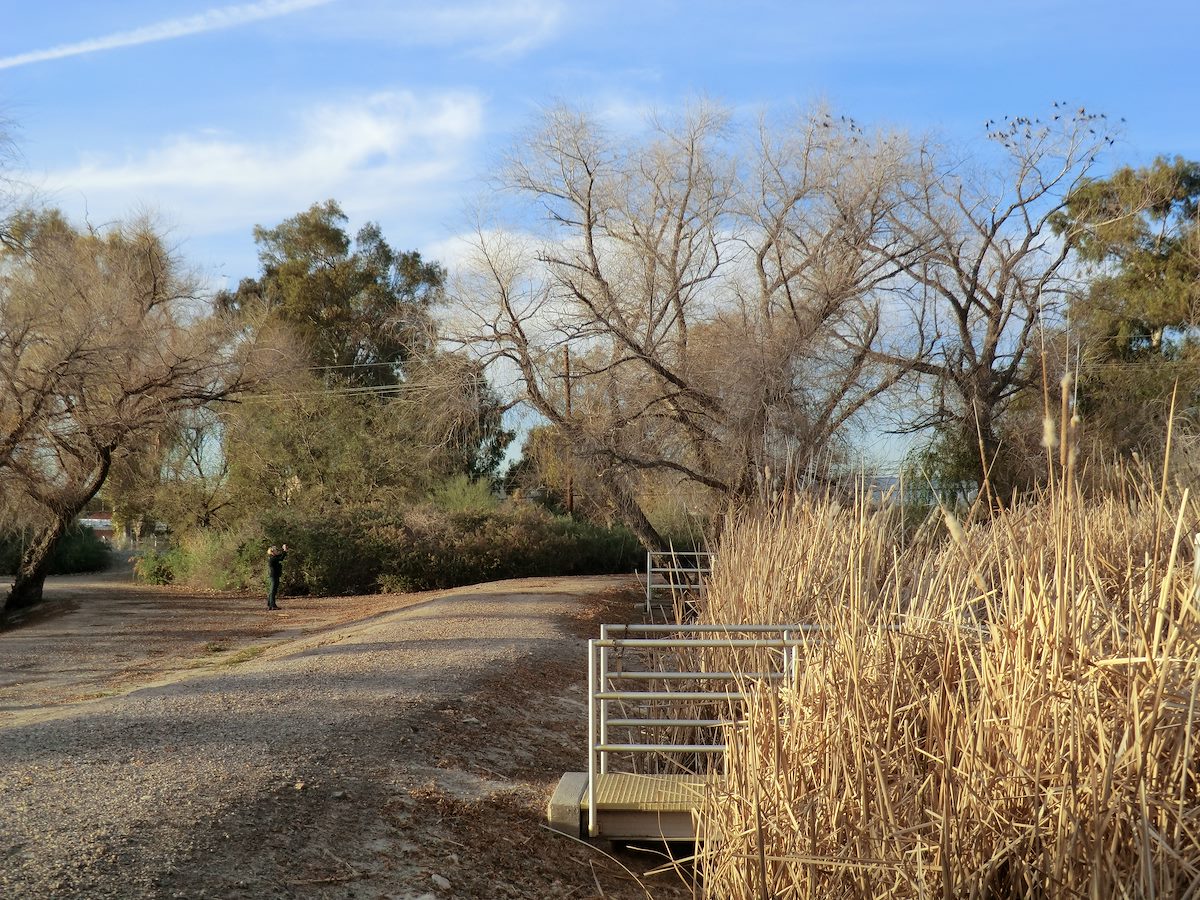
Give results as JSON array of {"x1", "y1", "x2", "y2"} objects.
[
  {"x1": 287, "y1": 873, "x2": 367, "y2": 886},
  {"x1": 539, "y1": 824, "x2": 654, "y2": 899},
  {"x1": 626, "y1": 842, "x2": 698, "y2": 884},
  {"x1": 321, "y1": 847, "x2": 360, "y2": 873},
  {"x1": 589, "y1": 859, "x2": 608, "y2": 898},
  {"x1": 285, "y1": 848, "x2": 368, "y2": 885}
]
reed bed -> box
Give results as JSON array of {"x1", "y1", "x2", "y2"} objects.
[{"x1": 690, "y1": 483, "x2": 1200, "y2": 898}]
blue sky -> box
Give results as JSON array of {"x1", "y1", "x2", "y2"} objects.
[
  {"x1": 2, "y1": 1, "x2": 1196, "y2": 468},
  {"x1": 2, "y1": 0, "x2": 1196, "y2": 290}
]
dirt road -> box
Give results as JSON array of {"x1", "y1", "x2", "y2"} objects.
[{"x1": 0, "y1": 568, "x2": 691, "y2": 899}]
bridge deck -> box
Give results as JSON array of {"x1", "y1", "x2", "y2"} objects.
[
  {"x1": 584, "y1": 772, "x2": 710, "y2": 812},
  {"x1": 548, "y1": 772, "x2": 713, "y2": 841}
]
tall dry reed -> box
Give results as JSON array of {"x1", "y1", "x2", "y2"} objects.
[{"x1": 692, "y1": 482, "x2": 1200, "y2": 898}]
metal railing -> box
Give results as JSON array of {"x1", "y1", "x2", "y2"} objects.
[
  {"x1": 643, "y1": 549, "x2": 712, "y2": 613},
  {"x1": 584, "y1": 622, "x2": 828, "y2": 837}
]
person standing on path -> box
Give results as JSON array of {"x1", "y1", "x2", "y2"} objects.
[{"x1": 266, "y1": 544, "x2": 288, "y2": 610}]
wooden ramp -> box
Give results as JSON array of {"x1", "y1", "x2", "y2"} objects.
[{"x1": 548, "y1": 772, "x2": 710, "y2": 841}]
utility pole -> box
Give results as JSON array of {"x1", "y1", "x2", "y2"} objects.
[{"x1": 563, "y1": 345, "x2": 574, "y2": 516}]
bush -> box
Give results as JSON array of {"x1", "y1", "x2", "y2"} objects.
[
  {"x1": 374, "y1": 503, "x2": 640, "y2": 592},
  {"x1": 428, "y1": 474, "x2": 500, "y2": 514},
  {"x1": 0, "y1": 526, "x2": 111, "y2": 576},
  {"x1": 132, "y1": 546, "x2": 182, "y2": 584},
  {"x1": 266, "y1": 510, "x2": 385, "y2": 596},
  {"x1": 139, "y1": 501, "x2": 642, "y2": 596}
]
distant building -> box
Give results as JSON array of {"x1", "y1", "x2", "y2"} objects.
[{"x1": 77, "y1": 513, "x2": 115, "y2": 542}]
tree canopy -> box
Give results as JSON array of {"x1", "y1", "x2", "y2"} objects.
[
  {"x1": 201, "y1": 202, "x2": 512, "y2": 524},
  {"x1": 456, "y1": 105, "x2": 914, "y2": 546},
  {"x1": 1054, "y1": 156, "x2": 1200, "y2": 453},
  {"x1": 219, "y1": 199, "x2": 445, "y2": 387},
  {"x1": 1061, "y1": 157, "x2": 1200, "y2": 357},
  {"x1": 0, "y1": 209, "x2": 260, "y2": 611}
]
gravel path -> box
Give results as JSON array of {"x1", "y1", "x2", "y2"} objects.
[{"x1": 0, "y1": 576, "x2": 691, "y2": 899}]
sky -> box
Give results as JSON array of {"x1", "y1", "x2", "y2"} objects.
[
  {"x1": 2, "y1": 0, "x2": 1196, "y2": 279},
  {"x1": 1, "y1": 0, "x2": 1197, "y2": 464}
]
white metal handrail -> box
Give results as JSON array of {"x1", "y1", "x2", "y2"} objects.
[
  {"x1": 610, "y1": 671, "x2": 786, "y2": 681},
  {"x1": 644, "y1": 549, "x2": 713, "y2": 612},
  {"x1": 598, "y1": 637, "x2": 809, "y2": 648},
  {"x1": 607, "y1": 623, "x2": 826, "y2": 633},
  {"x1": 585, "y1": 622, "x2": 827, "y2": 837}
]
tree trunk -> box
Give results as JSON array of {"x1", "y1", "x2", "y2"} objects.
[
  {"x1": 599, "y1": 477, "x2": 665, "y2": 551},
  {"x1": 972, "y1": 406, "x2": 1011, "y2": 507},
  {"x1": 4, "y1": 518, "x2": 71, "y2": 612},
  {"x1": 3, "y1": 451, "x2": 112, "y2": 617}
]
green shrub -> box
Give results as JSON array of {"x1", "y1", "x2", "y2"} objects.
[
  {"x1": 133, "y1": 546, "x2": 183, "y2": 584},
  {"x1": 0, "y1": 526, "x2": 111, "y2": 576},
  {"x1": 264, "y1": 509, "x2": 385, "y2": 596},
  {"x1": 374, "y1": 502, "x2": 640, "y2": 591},
  {"x1": 138, "y1": 500, "x2": 643, "y2": 596},
  {"x1": 550, "y1": 516, "x2": 642, "y2": 575},
  {"x1": 429, "y1": 474, "x2": 500, "y2": 513},
  {"x1": 175, "y1": 530, "x2": 226, "y2": 588}
]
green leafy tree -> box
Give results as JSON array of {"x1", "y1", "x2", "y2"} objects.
[
  {"x1": 218, "y1": 199, "x2": 443, "y2": 386},
  {"x1": 1064, "y1": 157, "x2": 1200, "y2": 348},
  {"x1": 222, "y1": 375, "x2": 418, "y2": 512},
  {"x1": 207, "y1": 202, "x2": 511, "y2": 524},
  {"x1": 1055, "y1": 157, "x2": 1200, "y2": 452}
]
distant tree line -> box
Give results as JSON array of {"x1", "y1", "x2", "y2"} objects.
[
  {"x1": 0, "y1": 189, "x2": 522, "y2": 615},
  {"x1": 2, "y1": 106, "x2": 1197, "y2": 613}
]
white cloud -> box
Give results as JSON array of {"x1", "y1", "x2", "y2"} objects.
[
  {"x1": 425, "y1": 233, "x2": 479, "y2": 276},
  {"x1": 425, "y1": 0, "x2": 563, "y2": 59},
  {"x1": 0, "y1": 0, "x2": 335, "y2": 70},
  {"x1": 593, "y1": 96, "x2": 656, "y2": 134},
  {"x1": 32, "y1": 90, "x2": 484, "y2": 242},
  {"x1": 333, "y1": 0, "x2": 564, "y2": 60}
]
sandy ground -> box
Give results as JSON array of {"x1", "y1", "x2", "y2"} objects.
[{"x1": 0, "y1": 564, "x2": 695, "y2": 899}]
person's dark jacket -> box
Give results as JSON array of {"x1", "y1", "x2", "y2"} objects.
[{"x1": 268, "y1": 550, "x2": 287, "y2": 580}]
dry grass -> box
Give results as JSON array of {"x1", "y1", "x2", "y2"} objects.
[{"x1": 690, "y1": 479, "x2": 1200, "y2": 898}]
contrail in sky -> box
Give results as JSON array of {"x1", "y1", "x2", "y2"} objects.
[{"x1": 0, "y1": 0, "x2": 335, "y2": 70}]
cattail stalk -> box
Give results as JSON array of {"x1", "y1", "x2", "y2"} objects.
[{"x1": 687, "y1": 469, "x2": 1200, "y2": 898}]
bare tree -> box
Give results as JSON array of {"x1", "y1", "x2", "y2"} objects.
[
  {"x1": 860, "y1": 110, "x2": 1119, "y2": 496},
  {"x1": 0, "y1": 209, "x2": 261, "y2": 613},
  {"x1": 453, "y1": 105, "x2": 917, "y2": 546},
  {"x1": 101, "y1": 408, "x2": 235, "y2": 535}
]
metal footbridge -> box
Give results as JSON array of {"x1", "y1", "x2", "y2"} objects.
[
  {"x1": 548, "y1": 619, "x2": 822, "y2": 842},
  {"x1": 642, "y1": 549, "x2": 711, "y2": 613}
]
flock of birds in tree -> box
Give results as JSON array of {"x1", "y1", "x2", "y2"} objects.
[{"x1": 984, "y1": 103, "x2": 1122, "y2": 151}]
